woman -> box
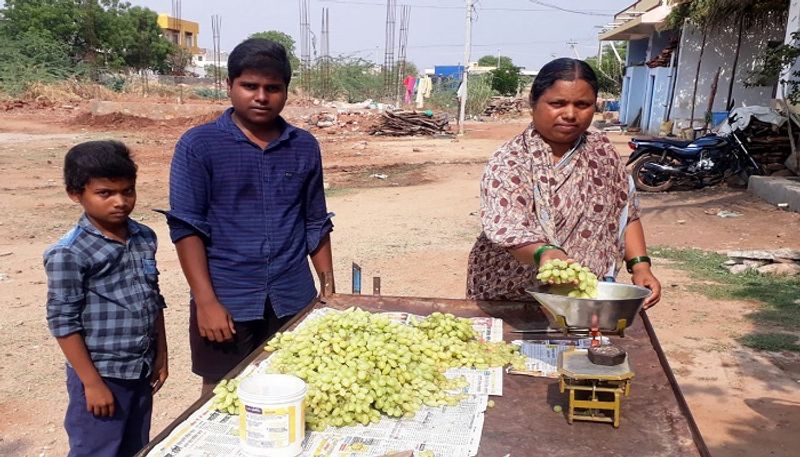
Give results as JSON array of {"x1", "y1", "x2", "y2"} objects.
[{"x1": 466, "y1": 58, "x2": 661, "y2": 308}]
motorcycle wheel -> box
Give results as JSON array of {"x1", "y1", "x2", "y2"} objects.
[{"x1": 630, "y1": 153, "x2": 675, "y2": 192}]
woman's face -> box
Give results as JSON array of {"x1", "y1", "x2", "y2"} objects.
[{"x1": 531, "y1": 79, "x2": 596, "y2": 151}]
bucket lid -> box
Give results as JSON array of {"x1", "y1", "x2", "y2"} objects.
[{"x1": 238, "y1": 374, "x2": 307, "y2": 402}]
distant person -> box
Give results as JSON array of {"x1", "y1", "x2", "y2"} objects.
[
  {"x1": 45, "y1": 140, "x2": 168, "y2": 457},
  {"x1": 161, "y1": 38, "x2": 335, "y2": 395},
  {"x1": 467, "y1": 58, "x2": 661, "y2": 308}
]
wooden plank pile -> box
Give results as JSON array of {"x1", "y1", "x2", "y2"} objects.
[
  {"x1": 483, "y1": 97, "x2": 526, "y2": 117},
  {"x1": 742, "y1": 118, "x2": 797, "y2": 176},
  {"x1": 370, "y1": 110, "x2": 450, "y2": 136}
]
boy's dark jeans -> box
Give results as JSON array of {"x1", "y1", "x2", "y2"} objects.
[{"x1": 65, "y1": 365, "x2": 152, "y2": 457}]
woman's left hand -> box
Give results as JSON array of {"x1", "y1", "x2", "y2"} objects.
[{"x1": 631, "y1": 264, "x2": 661, "y2": 309}]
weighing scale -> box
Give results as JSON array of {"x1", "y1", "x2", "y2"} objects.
[{"x1": 525, "y1": 282, "x2": 651, "y2": 428}]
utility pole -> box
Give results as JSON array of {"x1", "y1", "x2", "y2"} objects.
[
  {"x1": 458, "y1": 0, "x2": 473, "y2": 136},
  {"x1": 567, "y1": 40, "x2": 581, "y2": 60}
]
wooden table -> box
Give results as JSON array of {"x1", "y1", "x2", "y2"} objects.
[{"x1": 140, "y1": 294, "x2": 710, "y2": 457}]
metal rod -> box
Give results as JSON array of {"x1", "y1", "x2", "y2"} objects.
[
  {"x1": 640, "y1": 310, "x2": 712, "y2": 457},
  {"x1": 352, "y1": 262, "x2": 362, "y2": 294},
  {"x1": 458, "y1": 0, "x2": 472, "y2": 135}
]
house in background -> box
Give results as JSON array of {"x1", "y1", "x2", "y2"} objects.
[
  {"x1": 157, "y1": 13, "x2": 201, "y2": 54},
  {"x1": 600, "y1": 0, "x2": 791, "y2": 136},
  {"x1": 190, "y1": 50, "x2": 230, "y2": 77},
  {"x1": 156, "y1": 14, "x2": 227, "y2": 78}
]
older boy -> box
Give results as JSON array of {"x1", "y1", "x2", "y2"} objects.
[
  {"x1": 162, "y1": 38, "x2": 335, "y2": 394},
  {"x1": 45, "y1": 140, "x2": 168, "y2": 457}
]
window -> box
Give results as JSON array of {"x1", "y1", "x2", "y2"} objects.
[{"x1": 185, "y1": 32, "x2": 194, "y2": 48}]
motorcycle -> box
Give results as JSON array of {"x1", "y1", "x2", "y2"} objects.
[{"x1": 626, "y1": 115, "x2": 765, "y2": 192}]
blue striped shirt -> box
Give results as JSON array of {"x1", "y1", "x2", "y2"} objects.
[
  {"x1": 44, "y1": 215, "x2": 167, "y2": 380},
  {"x1": 161, "y1": 108, "x2": 333, "y2": 320}
]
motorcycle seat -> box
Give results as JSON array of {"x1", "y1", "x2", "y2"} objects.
[{"x1": 648, "y1": 137, "x2": 693, "y2": 147}]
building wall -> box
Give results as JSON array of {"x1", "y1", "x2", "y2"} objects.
[
  {"x1": 670, "y1": 20, "x2": 786, "y2": 131},
  {"x1": 627, "y1": 39, "x2": 649, "y2": 66},
  {"x1": 157, "y1": 14, "x2": 201, "y2": 53},
  {"x1": 620, "y1": 65, "x2": 648, "y2": 125},
  {"x1": 647, "y1": 30, "x2": 676, "y2": 61},
  {"x1": 779, "y1": 0, "x2": 800, "y2": 101},
  {"x1": 644, "y1": 66, "x2": 675, "y2": 134}
]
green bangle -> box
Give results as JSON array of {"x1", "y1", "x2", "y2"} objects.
[
  {"x1": 626, "y1": 255, "x2": 651, "y2": 273},
  {"x1": 533, "y1": 244, "x2": 565, "y2": 267}
]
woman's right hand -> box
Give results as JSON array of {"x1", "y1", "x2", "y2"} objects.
[
  {"x1": 538, "y1": 247, "x2": 569, "y2": 266},
  {"x1": 538, "y1": 249, "x2": 579, "y2": 285}
]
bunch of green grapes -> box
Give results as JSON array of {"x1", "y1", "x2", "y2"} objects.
[
  {"x1": 413, "y1": 312, "x2": 476, "y2": 342},
  {"x1": 210, "y1": 378, "x2": 242, "y2": 414},
  {"x1": 536, "y1": 259, "x2": 599, "y2": 298},
  {"x1": 263, "y1": 308, "x2": 523, "y2": 430},
  {"x1": 411, "y1": 312, "x2": 523, "y2": 370}
]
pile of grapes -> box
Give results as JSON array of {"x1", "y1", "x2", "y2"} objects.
[
  {"x1": 210, "y1": 378, "x2": 242, "y2": 414},
  {"x1": 536, "y1": 259, "x2": 599, "y2": 298},
  {"x1": 261, "y1": 308, "x2": 524, "y2": 430}
]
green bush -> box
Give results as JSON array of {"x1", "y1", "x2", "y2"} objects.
[
  {"x1": 427, "y1": 89, "x2": 459, "y2": 114},
  {"x1": 102, "y1": 75, "x2": 126, "y2": 93},
  {"x1": 0, "y1": 31, "x2": 81, "y2": 95},
  {"x1": 425, "y1": 75, "x2": 496, "y2": 117},
  {"x1": 466, "y1": 74, "x2": 497, "y2": 116},
  {"x1": 194, "y1": 87, "x2": 227, "y2": 99}
]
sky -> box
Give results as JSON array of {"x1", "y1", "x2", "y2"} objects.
[{"x1": 130, "y1": 0, "x2": 632, "y2": 71}]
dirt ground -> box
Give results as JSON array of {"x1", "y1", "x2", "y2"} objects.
[{"x1": 0, "y1": 102, "x2": 798, "y2": 457}]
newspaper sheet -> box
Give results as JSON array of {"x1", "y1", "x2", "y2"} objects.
[
  {"x1": 145, "y1": 307, "x2": 505, "y2": 457},
  {"x1": 509, "y1": 337, "x2": 610, "y2": 378}
]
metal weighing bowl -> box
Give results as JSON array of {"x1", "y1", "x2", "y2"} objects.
[{"x1": 525, "y1": 282, "x2": 651, "y2": 335}]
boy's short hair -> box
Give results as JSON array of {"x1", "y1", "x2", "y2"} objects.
[
  {"x1": 64, "y1": 140, "x2": 137, "y2": 194},
  {"x1": 228, "y1": 38, "x2": 292, "y2": 85}
]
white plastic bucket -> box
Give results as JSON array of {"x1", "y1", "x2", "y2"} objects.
[{"x1": 238, "y1": 373, "x2": 308, "y2": 457}]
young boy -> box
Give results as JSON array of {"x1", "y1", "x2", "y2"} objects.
[
  {"x1": 45, "y1": 141, "x2": 168, "y2": 457},
  {"x1": 162, "y1": 38, "x2": 335, "y2": 394}
]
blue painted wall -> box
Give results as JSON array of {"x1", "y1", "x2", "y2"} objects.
[
  {"x1": 627, "y1": 39, "x2": 648, "y2": 66},
  {"x1": 644, "y1": 66, "x2": 676, "y2": 134},
  {"x1": 620, "y1": 65, "x2": 648, "y2": 126}
]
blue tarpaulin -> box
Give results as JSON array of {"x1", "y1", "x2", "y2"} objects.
[{"x1": 434, "y1": 65, "x2": 464, "y2": 79}]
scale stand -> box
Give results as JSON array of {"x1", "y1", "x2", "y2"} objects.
[{"x1": 557, "y1": 349, "x2": 634, "y2": 428}]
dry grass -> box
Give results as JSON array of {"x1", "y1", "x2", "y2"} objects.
[
  {"x1": 122, "y1": 79, "x2": 202, "y2": 100},
  {"x1": 22, "y1": 80, "x2": 119, "y2": 104},
  {"x1": 17, "y1": 79, "x2": 210, "y2": 105}
]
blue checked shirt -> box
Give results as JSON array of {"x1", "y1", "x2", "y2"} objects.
[
  {"x1": 44, "y1": 215, "x2": 167, "y2": 380},
  {"x1": 161, "y1": 108, "x2": 333, "y2": 321}
]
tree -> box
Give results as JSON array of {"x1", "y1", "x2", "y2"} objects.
[
  {"x1": 478, "y1": 55, "x2": 514, "y2": 68},
  {"x1": 161, "y1": 44, "x2": 193, "y2": 76},
  {"x1": 205, "y1": 63, "x2": 228, "y2": 80},
  {"x1": 119, "y1": 7, "x2": 173, "y2": 74},
  {"x1": 249, "y1": 30, "x2": 300, "y2": 71},
  {"x1": 489, "y1": 66, "x2": 521, "y2": 96},
  {"x1": 477, "y1": 54, "x2": 521, "y2": 96},
  {"x1": 585, "y1": 42, "x2": 627, "y2": 96},
  {"x1": 0, "y1": 0, "x2": 174, "y2": 79},
  {"x1": 0, "y1": 29, "x2": 78, "y2": 94}
]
